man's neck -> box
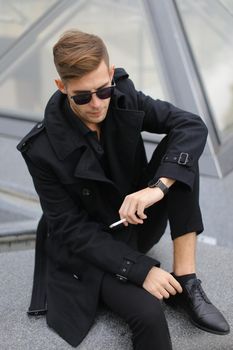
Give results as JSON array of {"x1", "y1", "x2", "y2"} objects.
[{"x1": 88, "y1": 123, "x2": 101, "y2": 140}]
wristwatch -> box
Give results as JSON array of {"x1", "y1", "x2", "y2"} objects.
[{"x1": 148, "y1": 179, "x2": 169, "y2": 195}]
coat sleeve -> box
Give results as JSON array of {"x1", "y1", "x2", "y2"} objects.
[
  {"x1": 137, "y1": 89, "x2": 208, "y2": 190},
  {"x1": 22, "y1": 154, "x2": 160, "y2": 286}
]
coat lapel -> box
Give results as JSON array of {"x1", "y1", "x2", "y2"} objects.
[{"x1": 73, "y1": 146, "x2": 113, "y2": 185}]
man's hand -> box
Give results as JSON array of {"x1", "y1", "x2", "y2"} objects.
[
  {"x1": 143, "y1": 267, "x2": 183, "y2": 300},
  {"x1": 119, "y1": 177, "x2": 175, "y2": 226},
  {"x1": 118, "y1": 187, "x2": 164, "y2": 226}
]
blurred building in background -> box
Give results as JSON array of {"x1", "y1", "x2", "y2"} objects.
[{"x1": 0, "y1": 0, "x2": 233, "y2": 250}]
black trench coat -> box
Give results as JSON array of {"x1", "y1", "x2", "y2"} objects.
[{"x1": 17, "y1": 69, "x2": 208, "y2": 347}]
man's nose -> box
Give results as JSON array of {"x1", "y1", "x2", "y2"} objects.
[{"x1": 89, "y1": 93, "x2": 102, "y2": 108}]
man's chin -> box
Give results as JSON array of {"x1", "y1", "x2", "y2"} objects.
[{"x1": 89, "y1": 113, "x2": 106, "y2": 122}]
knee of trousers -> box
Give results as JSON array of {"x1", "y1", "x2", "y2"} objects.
[{"x1": 129, "y1": 299, "x2": 167, "y2": 332}]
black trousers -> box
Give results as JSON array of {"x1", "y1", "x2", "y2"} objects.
[
  {"x1": 100, "y1": 273, "x2": 172, "y2": 350},
  {"x1": 100, "y1": 138, "x2": 204, "y2": 350}
]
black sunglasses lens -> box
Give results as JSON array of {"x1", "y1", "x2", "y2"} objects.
[
  {"x1": 73, "y1": 94, "x2": 92, "y2": 105},
  {"x1": 96, "y1": 86, "x2": 114, "y2": 100}
]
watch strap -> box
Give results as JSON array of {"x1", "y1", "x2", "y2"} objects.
[{"x1": 148, "y1": 179, "x2": 169, "y2": 195}]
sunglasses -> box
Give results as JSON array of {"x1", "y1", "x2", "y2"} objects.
[{"x1": 70, "y1": 83, "x2": 116, "y2": 105}]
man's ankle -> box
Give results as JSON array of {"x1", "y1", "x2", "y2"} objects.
[{"x1": 173, "y1": 267, "x2": 196, "y2": 277}]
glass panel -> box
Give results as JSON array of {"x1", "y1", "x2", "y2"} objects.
[
  {"x1": 176, "y1": 0, "x2": 233, "y2": 141},
  {"x1": 0, "y1": 0, "x2": 166, "y2": 121},
  {"x1": 0, "y1": 0, "x2": 58, "y2": 57}
]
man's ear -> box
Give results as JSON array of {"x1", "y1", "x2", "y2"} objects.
[{"x1": 55, "y1": 79, "x2": 67, "y2": 94}]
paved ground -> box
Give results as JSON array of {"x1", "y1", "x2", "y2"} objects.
[{"x1": 0, "y1": 237, "x2": 232, "y2": 350}]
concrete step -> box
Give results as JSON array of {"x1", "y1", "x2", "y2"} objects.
[
  {"x1": 0, "y1": 238, "x2": 232, "y2": 350},
  {"x1": 0, "y1": 190, "x2": 41, "y2": 252}
]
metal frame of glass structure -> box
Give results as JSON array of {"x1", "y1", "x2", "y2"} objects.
[{"x1": 0, "y1": 0, "x2": 232, "y2": 177}]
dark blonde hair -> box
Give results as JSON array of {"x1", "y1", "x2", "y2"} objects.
[{"x1": 53, "y1": 29, "x2": 109, "y2": 82}]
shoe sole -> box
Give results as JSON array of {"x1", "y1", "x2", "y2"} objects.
[{"x1": 190, "y1": 318, "x2": 230, "y2": 336}]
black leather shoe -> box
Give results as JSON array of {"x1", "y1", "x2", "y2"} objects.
[{"x1": 165, "y1": 277, "x2": 230, "y2": 335}]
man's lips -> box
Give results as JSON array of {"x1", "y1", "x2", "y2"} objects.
[{"x1": 89, "y1": 111, "x2": 102, "y2": 116}]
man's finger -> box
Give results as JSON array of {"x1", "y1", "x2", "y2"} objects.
[
  {"x1": 164, "y1": 283, "x2": 177, "y2": 296},
  {"x1": 153, "y1": 290, "x2": 164, "y2": 300},
  {"x1": 136, "y1": 202, "x2": 147, "y2": 220},
  {"x1": 119, "y1": 200, "x2": 130, "y2": 220},
  {"x1": 126, "y1": 201, "x2": 143, "y2": 224},
  {"x1": 169, "y1": 276, "x2": 183, "y2": 293},
  {"x1": 160, "y1": 288, "x2": 170, "y2": 299}
]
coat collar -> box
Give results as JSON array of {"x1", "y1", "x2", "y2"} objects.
[{"x1": 44, "y1": 91, "x2": 85, "y2": 160}]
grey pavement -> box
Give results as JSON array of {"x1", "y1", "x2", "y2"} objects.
[{"x1": 0, "y1": 237, "x2": 232, "y2": 350}]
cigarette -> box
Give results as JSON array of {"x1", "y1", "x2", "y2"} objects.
[{"x1": 109, "y1": 218, "x2": 127, "y2": 228}]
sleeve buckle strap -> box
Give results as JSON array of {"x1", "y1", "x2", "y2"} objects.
[
  {"x1": 178, "y1": 152, "x2": 189, "y2": 165},
  {"x1": 27, "y1": 309, "x2": 47, "y2": 316},
  {"x1": 115, "y1": 274, "x2": 128, "y2": 282},
  {"x1": 162, "y1": 152, "x2": 193, "y2": 167}
]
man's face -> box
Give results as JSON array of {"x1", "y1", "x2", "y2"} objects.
[{"x1": 56, "y1": 60, "x2": 114, "y2": 131}]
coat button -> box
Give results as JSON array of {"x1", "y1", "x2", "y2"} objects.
[
  {"x1": 37, "y1": 122, "x2": 43, "y2": 129},
  {"x1": 82, "y1": 188, "x2": 91, "y2": 196},
  {"x1": 20, "y1": 142, "x2": 29, "y2": 152},
  {"x1": 73, "y1": 274, "x2": 79, "y2": 280}
]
